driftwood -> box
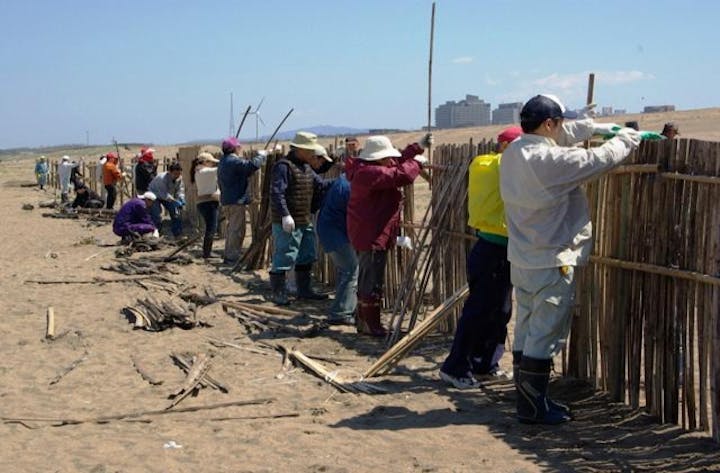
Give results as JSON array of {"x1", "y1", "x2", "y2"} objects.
[
  {"x1": 179, "y1": 286, "x2": 218, "y2": 306},
  {"x1": 131, "y1": 355, "x2": 163, "y2": 386},
  {"x1": 102, "y1": 258, "x2": 181, "y2": 276},
  {"x1": 123, "y1": 295, "x2": 207, "y2": 331},
  {"x1": 162, "y1": 235, "x2": 201, "y2": 262},
  {"x1": 222, "y1": 300, "x2": 302, "y2": 317},
  {"x1": 167, "y1": 353, "x2": 213, "y2": 409},
  {"x1": 223, "y1": 304, "x2": 325, "y2": 338},
  {"x1": 277, "y1": 345, "x2": 386, "y2": 395},
  {"x1": 49, "y1": 353, "x2": 88, "y2": 385},
  {"x1": 25, "y1": 275, "x2": 155, "y2": 285},
  {"x1": 46, "y1": 306, "x2": 55, "y2": 340},
  {"x1": 170, "y1": 352, "x2": 229, "y2": 393},
  {"x1": 209, "y1": 412, "x2": 300, "y2": 421},
  {"x1": 1, "y1": 397, "x2": 275, "y2": 428}
]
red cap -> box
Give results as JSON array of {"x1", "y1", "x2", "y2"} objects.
[
  {"x1": 106, "y1": 152, "x2": 118, "y2": 160},
  {"x1": 497, "y1": 126, "x2": 523, "y2": 144},
  {"x1": 140, "y1": 148, "x2": 155, "y2": 162}
]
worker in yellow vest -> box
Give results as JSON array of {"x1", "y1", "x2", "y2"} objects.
[{"x1": 439, "y1": 126, "x2": 522, "y2": 389}]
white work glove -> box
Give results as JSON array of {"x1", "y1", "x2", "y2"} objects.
[
  {"x1": 413, "y1": 154, "x2": 429, "y2": 166},
  {"x1": 592, "y1": 122, "x2": 620, "y2": 136},
  {"x1": 578, "y1": 103, "x2": 597, "y2": 119},
  {"x1": 421, "y1": 133, "x2": 434, "y2": 148},
  {"x1": 614, "y1": 128, "x2": 642, "y2": 148},
  {"x1": 256, "y1": 150, "x2": 268, "y2": 157},
  {"x1": 396, "y1": 236, "x2": 413, "y2": 250},
  {"x1": 151, "y1": 229, "x2": 160, "y2": 238},
  {"x1": 281, "y1": 215, "x2": 295, "y2": 233}
]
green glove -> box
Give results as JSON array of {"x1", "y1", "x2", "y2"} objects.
[{"x1": 603, "y1": 126, "x2": 666, "y2": 141}]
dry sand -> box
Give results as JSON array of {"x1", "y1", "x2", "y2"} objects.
[{"x1": 2, "y1": 115, "x2": 720, "y2": 472}]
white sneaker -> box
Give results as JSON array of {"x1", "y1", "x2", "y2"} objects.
[{"x1": 439, "y1": 370, "x2": 481, "y2": 389}]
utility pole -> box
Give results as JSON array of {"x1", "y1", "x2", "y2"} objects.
[{"x1": 86, "y1": 130, "x2": 89, "y2": 146}]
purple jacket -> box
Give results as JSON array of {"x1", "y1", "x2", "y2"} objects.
[{"x1": 113, "y1": 198, "x2": 156, "y2": 237}]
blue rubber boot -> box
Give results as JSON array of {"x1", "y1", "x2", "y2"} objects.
[
  {"x1": 516, "y1": 356, "x2": 571, "y2": 425},
  {"x1": 513, "y1": 351, "x2": 571, "y2": 417}
]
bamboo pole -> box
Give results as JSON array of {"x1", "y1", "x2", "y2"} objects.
[
  {"x1": 589, "y1": 256, "x2": 720, "y2": 286},
  {"x1": 365, "y1": 284, "x2": 469, "y2": 378},
  {"x1": 45, "y1": 307, "x2": 55, "y2": 340}
]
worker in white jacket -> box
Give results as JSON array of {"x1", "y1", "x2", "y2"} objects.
[{"x1": 500, "y1": 94, "x2": 642, "y2": 425}]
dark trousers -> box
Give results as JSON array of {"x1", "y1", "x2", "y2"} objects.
[
  {"x1": 105, "y1": 184, "x2": 117, "y2": 209},
  {"x1": 441, "y1": 237, "x2": 512, "y2": 376},
  {"x1": 197, "y1": 201, "x2": 219, "y2": 240},
  {"x1": 357, "y1": 250, "x2": 388, "y2": 302}
]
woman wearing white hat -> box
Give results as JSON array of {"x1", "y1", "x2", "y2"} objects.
[
  {"x1": 345, "y1": 134, "x2": 431, "y2": 336},
  {"x1": 191, "y1": 152, "x2": 221, "y2": 258}
]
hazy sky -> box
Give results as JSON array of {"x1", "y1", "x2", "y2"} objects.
[{"x1": 1, "y1": 0, "x2": 717, "y2": 148}]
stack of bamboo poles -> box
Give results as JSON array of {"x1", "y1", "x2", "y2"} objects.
[
  {"x1": 238, "y1": 151, "x2": 281, "y2": 270},
  {"x1": 386, "y1": 140, "x2": 494, "y2": 345}
]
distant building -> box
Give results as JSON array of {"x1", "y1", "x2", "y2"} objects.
[
  {"x1": 613, "y1": 109, "x2": 627, "y2": 115},
  {"x1": 601, "y1": 106, "x2": 613, "y2": 116},
  {"x1": 492, "y1": 102, "x2": 522, "y2": 125},
  {"x1": 435, "y1": 95, "x2": 491, "y2": 128},
  {"x1": 643, "y1": 105, "x2": 676, "y2": 113}
]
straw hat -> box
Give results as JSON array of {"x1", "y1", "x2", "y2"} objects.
[
  {"x1": 357, "y1": 136, "x2": 401, "y2": 161},
  {"x1": 314, "y1": 145, "x2": 333, "y2": 162},
  {"x1": 290, "y1": 131, "x2": 320, "y2": 151},
  {"x1": 196, "y1": 151, "x2": 219, "y2": 164}
]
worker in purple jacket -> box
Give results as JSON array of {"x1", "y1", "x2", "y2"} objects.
[{"x1": 113, "y1": 191, "x2": 158, "y2": 242}]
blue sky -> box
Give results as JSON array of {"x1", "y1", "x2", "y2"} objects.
[{"x1": 1, "y1": 0, "x2": 717, "y2": 148}]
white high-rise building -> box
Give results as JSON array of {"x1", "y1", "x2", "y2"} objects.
[
  {"x1": 492, "y1": 102, "x2": 523, "y2": 125},
  {"x1": 435, "y1": 95, "x2": 491, "y2": 128}
]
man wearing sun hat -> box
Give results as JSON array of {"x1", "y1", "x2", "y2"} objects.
[
  {"x1": 439, "y1": 126, "x2": 522, "y2": 390},
  {"x1": 268, "y1": 131, "x2": 332, "y2": 305},
  {"x1": 217, "y1": 136, "x2": 267, "y2": 264},
  {"x1": 113, "y1": 191, "x2": 158, "y2": 242},
  {"x1": 500, "y1": 94, "x2": 643, "y2": 425},
  {"x1": 345, "y1": 133, "x2": 431, "y2": 336}
]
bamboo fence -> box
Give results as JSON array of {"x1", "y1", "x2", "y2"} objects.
[
  {"x1": 399, "y1": 137, "x2": 720, "y2": 441},
  {"x1": 41, "y1": 136, "x2": 720, "y2": 440}
]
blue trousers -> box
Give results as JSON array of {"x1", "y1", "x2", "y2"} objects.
[
  {"x1": 151, "y1": 199, "x2": 182, "y2": 237},
  {"x1": 271, "y1": 223, "x2": 316, "y2": 272},
  {"x1": 327, "y1": 243, "x2": 358, "y2": 319},
  {"x1": 441, "y1": 237, "x2": 512, "y2": 376}
]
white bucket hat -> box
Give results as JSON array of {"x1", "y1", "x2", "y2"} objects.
[
  {"x1": 314, "y1": 145, "x2": 333, "y2": 162},
  {"x1": 290, "y1": 131, "x2": 321, "y2": 151},
  {"x1": 138, "y1": 191, "x2": 157, "y2": 201},
  {"x1": 358, "y1": 136, "x2": 401, "y2": 161}
]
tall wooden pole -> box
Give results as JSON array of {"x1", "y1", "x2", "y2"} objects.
[
  {"x1": 264, "y1": 108, "x2": 294, "y2": 150},
  {"x1": 427, "y1": 2, "x2": 436, "y2": 157},
  {"x1": 235, "y1": 105, "x2": 252, "y2": 138}
]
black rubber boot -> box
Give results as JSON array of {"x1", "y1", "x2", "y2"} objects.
[
  {"x1": 513, "y1": 351, "x2": 570, "y2": 416},
  {"x1": 516, "y1": 356, "x2": 571, "y2": 425},
  {"x1": 295, "y1": 265, "x2": 328, "y2": 300},
  {"x1": 268, "y1": 271, "x2": 290, "y2": 306},
  {"x1": 202, "y1": 235, "x2": 213, "y2": 259}
]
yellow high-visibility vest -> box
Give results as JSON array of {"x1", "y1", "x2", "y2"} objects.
[{"x1": 467, "y1": 152, "x2": 507, "y2": 237}]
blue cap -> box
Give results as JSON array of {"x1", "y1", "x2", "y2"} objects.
[{"x1": 521, "y1": 94, "x2": 578, "y2": 121}]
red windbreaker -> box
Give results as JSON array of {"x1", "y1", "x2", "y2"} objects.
[{"x1": 346, "y1": 143, "x2": 423, "y2": 251}]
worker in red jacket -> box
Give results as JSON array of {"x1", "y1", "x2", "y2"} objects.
[{"x1": 345, "y1": 134, "x2": 431, "y2": 336}]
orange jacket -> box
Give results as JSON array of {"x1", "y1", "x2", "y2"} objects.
[{"x1": 103, "y1": 161, "x2": 122, "y2": 185}]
